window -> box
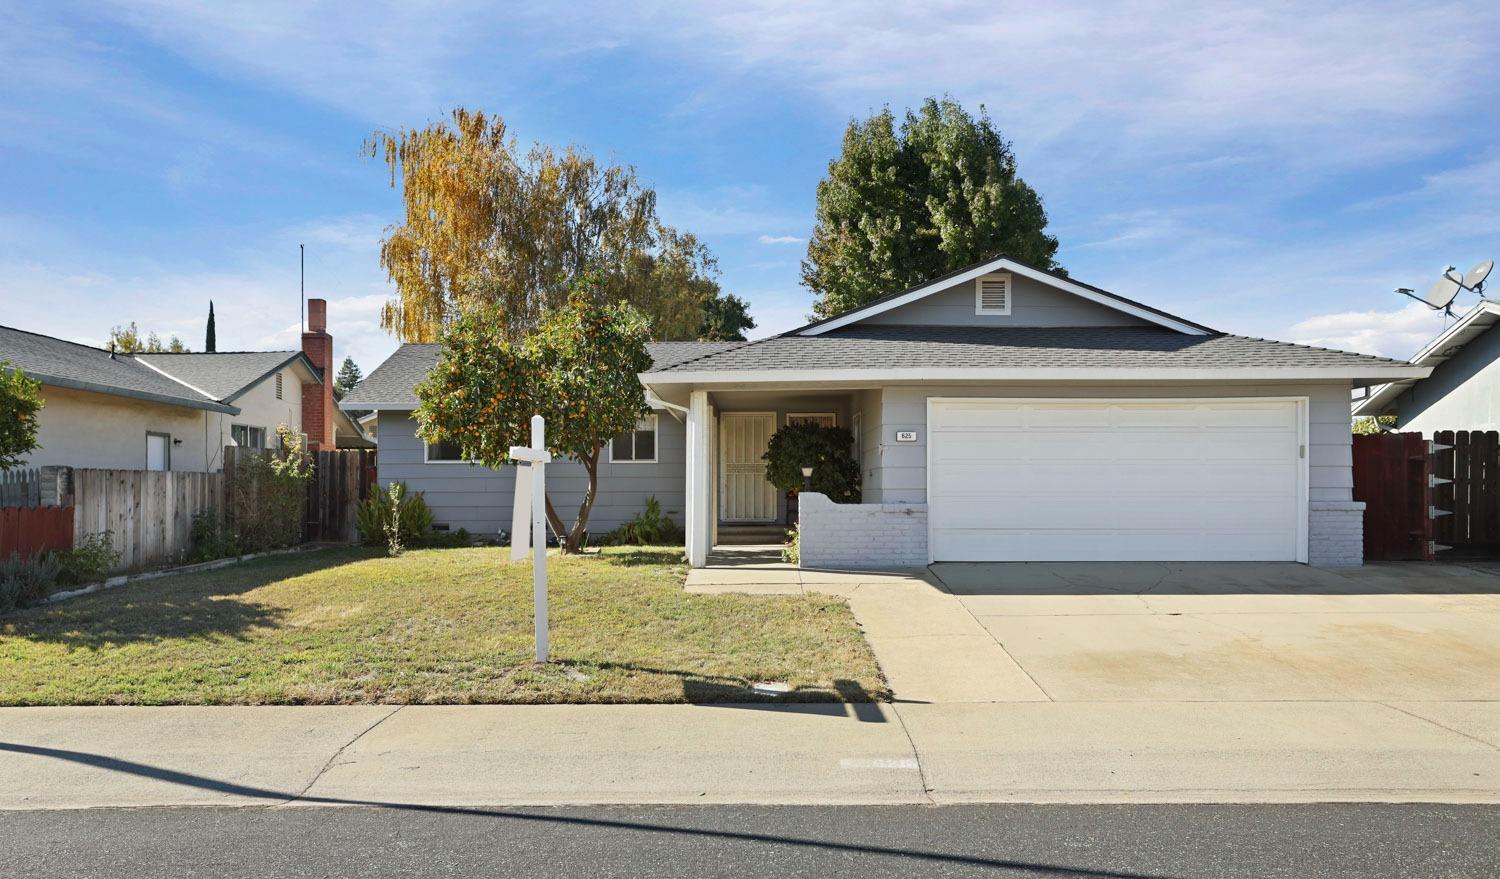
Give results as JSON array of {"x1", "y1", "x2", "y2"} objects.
[
  {"x1": 274, "y1": 372, "x2": 284, "y2": 400},
  {"x1": 787, "y1": 413, "x2": 837, "y2": 428},
  {"x1": 145, "y1": 432, "x2": 170, "y2": 472},
  {"x1": 610, "y1": 415, "x2": 658, "y2": 463},
  {"x1": 424, "y1": 439, "x2": 469, "y2": 463},
  {"x1": 974, "y1": 273, "x2": 1011, "y2": 315},
  {"x1": 230, "y1": 425, "x2": 267, "y2": 449}
]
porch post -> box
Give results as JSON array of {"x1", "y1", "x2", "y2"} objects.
[{"x1": 686, "y1": 389, "x2": 711, "y2": 568}]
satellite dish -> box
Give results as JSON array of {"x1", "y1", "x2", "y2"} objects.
[
  {"x1": 1463, "y1": 259, "x2": 1494, "y2": 292},
  {"x1": 1421, "y1": 275, "x2": 1461, "y2": 311}
]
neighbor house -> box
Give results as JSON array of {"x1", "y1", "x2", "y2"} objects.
[
  {"x1": 341, "y1": 255, "x2": 1428, "y2": 567},
  {"x1": 1352, "y1": 300, "x2": 1500, "y2": 435},
  {"x1": 1, "y1": 298, "x2": 370, "y2": 472}
]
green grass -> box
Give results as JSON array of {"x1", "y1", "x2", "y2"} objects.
[{"x1": 0, "y1": 546, "x2": 887, "y2": 706}]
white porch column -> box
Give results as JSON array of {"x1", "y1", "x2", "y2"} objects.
[{"x1": 686, "y1": 389, "x2": 712, "y2": 568}]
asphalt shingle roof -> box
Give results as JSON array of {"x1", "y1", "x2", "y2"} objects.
[
  {"x1": 649, "y1": 325, "x2": 1412, "y2": 373},
  {"x1": 339, "y1": 341, "x2": 742, "y2": 408},
  {"x1": 0, "y1": 325, "x2": 234, "y2": 412},
  {"x1": 133, "y1": 351, "x2": 307, "y2": 401}
]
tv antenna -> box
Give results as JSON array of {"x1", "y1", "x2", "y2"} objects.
[{"x1": 1395, "y1": 260, "x2": 1494, "y2": 317}]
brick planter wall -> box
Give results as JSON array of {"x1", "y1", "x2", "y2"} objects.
[
  {"x1": 797, "y1": 492, "x2": 927, "y2": 570},
  {"x1": 1308, "y1": 500, "x2": 1365, "y2": 567}
]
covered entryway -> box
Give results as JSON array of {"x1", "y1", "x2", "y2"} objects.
[
  {"x1": 927, "y1": 398, "x2": 1308, "y2": 562},
  {"x1": 719, "y1": 412, "x2": 778, "y2": 523}
]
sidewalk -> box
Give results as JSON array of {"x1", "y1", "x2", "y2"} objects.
[{"x1": 3, "y1": 700, "x2": 1498, "y2": 809}]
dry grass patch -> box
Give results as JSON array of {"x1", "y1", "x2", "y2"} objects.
[{"x1": 0, "y1": 546, "x2": 886, "y2": 705}]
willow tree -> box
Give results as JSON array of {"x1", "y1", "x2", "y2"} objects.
[{"x1": 368, "y1": 108, "x2": 741, "y2": 342}]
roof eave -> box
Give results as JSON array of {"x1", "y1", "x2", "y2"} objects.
[
  {"x1": 31, "y1": 373, "x2": 241, "y2": 414},
  {"x1": 642, "y1": 365, "x2": 1433, "y2": 387},
  {"x1": 222, "y1": 353, "x2": 320, "y2": 403}
]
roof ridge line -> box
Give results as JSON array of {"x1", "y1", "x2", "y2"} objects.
[
  {"x1": 650, "y1": 336, "x2": 771, "y2": 370},
  {"x1": 131, "y1": 357, "x2": 222, "y2": 402}
]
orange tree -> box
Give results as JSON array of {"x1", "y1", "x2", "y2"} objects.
[
  {"x1": 413, "y1": 292, "x2": 652, "y2": 552},
  {"x1": 0, "y1": 362, "x2": 43, "y2": 471}
]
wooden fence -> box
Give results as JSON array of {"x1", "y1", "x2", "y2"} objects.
[
  {"x1": 68, "y1": 469, "x2": 224, "y2": 572},
  {"x1": 0, "y1": 468, "x2": 42, "y2": 508},
  {"x1": 1352, "y1": 432, "x2": 1432, "y2": 561},
  {"x1": 1431, "y1": 430, "x2": 1500, "y2": 554},
  {"x1": 305, "y1": 449, "x2": 376, "y2": 542},
  {"x1": 0, "y1": 505, "x2": 74, "y2": 559}
]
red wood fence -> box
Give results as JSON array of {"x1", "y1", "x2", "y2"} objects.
[
  {"x1": 0, "y1": 506, "x2": 75, "y2": 559},
  {"x1": 1352, "y1": 432, "x2": 1432, "y2": 561},
  {"x1": 1431, "y1": 430, "x2": 1500, "y2": 554}
]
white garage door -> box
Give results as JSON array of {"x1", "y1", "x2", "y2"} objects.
[{"x1": 927, "y1": 399, "x2": 1306, "y2": 562}]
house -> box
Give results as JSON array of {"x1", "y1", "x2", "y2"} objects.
[
  {"x1": 1, "y1": 298, "x2": 370, "y2": 472},
  {"x1": 1352, "y1": 300, "x2": 1500, "y2": 435},
  {"x1": 340, "y1": 255, "x2": 1429, "y2": 567}
]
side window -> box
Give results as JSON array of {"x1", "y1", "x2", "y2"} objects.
[
  {"x1": 425, "y1": 439, "x2": 467, "y2": 463},
  {"x1": 610, "y1": 415, "x2": 658, "y2": 463}
]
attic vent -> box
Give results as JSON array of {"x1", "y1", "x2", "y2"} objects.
[
  {"x1": 975, "y1": 274, "x2": 1011, "y2": 315},
  {"x1": 275, "y1": 372, "x2": 283, "y2": 400}
]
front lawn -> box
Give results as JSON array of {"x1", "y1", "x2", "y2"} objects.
[{"x1": 0, "y1": 546, "x2": 886, "y2": 705}]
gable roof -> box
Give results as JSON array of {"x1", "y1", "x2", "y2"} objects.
[
  {"x1": 133, "y1": 351, "x2": 318, "y2": 402},
  {"x1": 792, "y1": 254, "x2": 1217, "y2": 337},
  {"x1": 643, "y1": 324, "x2": 1425, "y2": 384},
  {"x1": 339, "y1": 340, "x2": 742, "y2": 409},
  {"x1": 0, "y1": 324, "x2": 238, "y2": 413},
  {"x1": 1352, "y1": 300, "x2": 1500, "y2": 417}
]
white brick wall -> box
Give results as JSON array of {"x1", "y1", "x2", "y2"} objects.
[
  {"x1": 1308, "y1": 500, "x2": 1365, "y2": 567},
  {"x1": 797, "y1": 492, "x2": 928, "y2": 570}
]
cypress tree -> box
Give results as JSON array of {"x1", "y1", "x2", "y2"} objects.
[{"x1": 205, "y1": 301, "x2": 217, "y2": 353}]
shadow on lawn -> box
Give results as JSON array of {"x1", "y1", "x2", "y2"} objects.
[
  {"x1": 561, "y1": 658, "x2": 887, "y2": 718},
  {"x1": 0, "y1": 547, "x2": 373, "y2": 649},
  {"x1": 596, "y1": 548, "x2": 685, "y2": 567}
]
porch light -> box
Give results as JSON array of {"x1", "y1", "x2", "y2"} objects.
[{"x1": 800, "y1": 465, "x2": 814, "y2": 493}]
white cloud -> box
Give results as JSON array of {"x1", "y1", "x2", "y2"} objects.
[
  {"x1": 757, "y1": 234, "x2": 803, "y2": 245},
  {"x1": 1286, "y1": 303, "x2": 1449, "y2": 359}
]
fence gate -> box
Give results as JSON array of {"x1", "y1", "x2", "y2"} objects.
[
  {"x1": 304, "y1": 449, "x2": 377, "y2": 542},
  {"x1": 1431, "y1": 430, "x2": 1500, "y2": 556},
  {"x1": 1352, "y1": 432, "x2": 1436, "y2": 561}
]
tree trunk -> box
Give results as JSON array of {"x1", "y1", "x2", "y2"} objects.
[{"x1": 564, "y1": 447, "x2": 601, "y2": 553}]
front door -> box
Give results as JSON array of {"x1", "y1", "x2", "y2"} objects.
[{"x1": 719, "y1": 413, "x2": 777, "y2": 522}]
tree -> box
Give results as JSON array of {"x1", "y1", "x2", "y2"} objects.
[
  {"x1": 0, "y1": 362, "x2": 43, "y2": 471},
  {"x1": 334, "y1": 356, "x2": 363, "y2": 400},
  {"x1": 109, "y1": 322, "x2": 187, "y2": 353},
  {"x1": 802, "y1": 96, "x2": 1061, "y2": 318},
  {"x1": 762, "y1": 422, "x2": 861, "y2": 502},
  {"x1": 205, "y1": 301, "x2": 216, "y2": 353},
  {"x1": 414, "y1": 289, "x2": 652, "y2": 552},
  {"x1": 368, "y1": 108, "x2": 737, "y2": 342},
  {"x1": 699, "y1": 292, "x2": 756, "y2": 342},
  {"x1": 1352, "y1": 415, "x2": 1397, "y2": 435}
]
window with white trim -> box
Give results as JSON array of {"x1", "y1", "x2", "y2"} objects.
[
  {"x1": 974, "y1": 273, "x2": 1012, "y2": 315},
  {"x1": 787, "y1": 412, "x2": 837, "y2": 428},
  {"x1": 424, "y1": 438, "x2": 469, "y2": 463},
  {"x1": 610, "y1": 415, "x2": 657, "y2": 463},
  {"x1": 230, "y1": 424, "x2": 267, "y2": 449}
]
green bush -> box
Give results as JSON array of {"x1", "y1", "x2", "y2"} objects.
[
  {"x1": 190, "y1": 509, "x2": 241, "y2": 562},
  {"x1": 600, "y1": 496, "x2": 683, "y2": 545},
  {"x1": 782, "y1": 523, "x2": 800, "y2": 564},
  {"x1": 356, "y1": 482, "x2": 435, "y2": 549},
  {"x1": 227, "y1": 425, "x2": 314, "y2": 552},
  {"x1": 54, "y1": 532, "x2": 120, "y2": 586},
  {"x1": 0, "y1": 552, "x2": 62, "y2": 613},
  {"x1": 414, "y1": 527, "x2": 471, "y2": 549},
  {"x1": 762, "y1": 422, "x2": 861, "y2": 502}
]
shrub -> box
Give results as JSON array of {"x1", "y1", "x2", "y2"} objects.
[
  {"x1": 0, "y1": 552, "x2": 62, "y2": 613},
  {"x1": 227, "y1": 424, "x2": 313, "y2": 552},
  {"x1": 415, "y1": 527, "x2": 471, "y2": 549},
  {"x1": 356, "y1": 482, "x2": 435, "y2": 550},
  {"x1": 782, "y1": 523, "x2": 800, "y2": 564},
  {"x1": 54, "y1": 532, "x2": 120, "y2": 586},
  {"x1": 190, "y1": 509, "x2": 241, "y2": 562},
  {"x1": 601, "y1": 496, "x2": 683, "y2": 545},
  {"x1": 762, "y1": 422, "x2": 861, "y2": 502}
]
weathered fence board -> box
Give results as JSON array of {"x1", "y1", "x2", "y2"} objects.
[
  {"x1": 0, "y1": 469, "x2": 41, "y2": 508},
  {"x1": 1432, "y1": 430, "x2": 1500, "y2": 554},
  {"x1": 305, "y1": 449, "x2": 376, "y2": 542},
  {"x1": 1352, "y1": 432, "x2": 1431, "y2": 561},
  {"x1": 0, "y1": 506, "x2": 74, "y2": 559},
  {"x1": 68, "y1": 469, "x2": 224, "y2": 572}
]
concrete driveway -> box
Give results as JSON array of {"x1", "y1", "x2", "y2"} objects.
[{"x1": 927, "y1": 561, "x2": 1500, "y2": 704}]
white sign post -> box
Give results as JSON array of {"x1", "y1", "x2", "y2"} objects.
[{"x1": 509, "y1": 415, "x2": 552, "y2": 663}]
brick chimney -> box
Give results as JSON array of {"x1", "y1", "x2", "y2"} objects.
[{"x1": 300, "y1": 298, "x2": 335, "y2": 450}]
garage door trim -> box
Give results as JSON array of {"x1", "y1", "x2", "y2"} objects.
[{"x1": 924, "y1": 396, "x2": 1310, "y2": 564}]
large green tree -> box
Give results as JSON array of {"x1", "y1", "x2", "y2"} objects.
[
  {"x1": 368, "y1": 108, "x2": 749, "y2": 343},
  {"x1": 413, "y1": 288, "x2": 652, "y2": 552},
  {"x1": 0, "y1": 363, "x2": 43, "y2": 471},
  {"x1": 699, "y1": 292, "x2": 755, "y2": 342},
  {"x1": 334, "y1": 356, "x2": 363, "y2": 400},
  {"x1": 802, "y1": 96, "x2": 1061, "y2": 318}
]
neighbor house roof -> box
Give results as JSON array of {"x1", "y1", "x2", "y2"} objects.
[
  {"x1": 642, "y1": 325, "x2": 1428, "y2": 385},
  {"x1": 0, "y1": 325, "x2": 239, "y2": 413},
  {"x1": 339, "y1": 341, "x2": 741, "y2": 409},
  {"x1": 1352, "y1": 301, "x2": 1500, "y2": 418},
  {"x1": 133, "y1": 351, "x2": 318, "y2": 402}
]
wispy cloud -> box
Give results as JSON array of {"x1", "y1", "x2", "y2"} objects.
[
  {"x1": 1287, "y1": 303, "x2": 1448, "y2": 359},
  {"x1": 757, "y1": 234, "x2": 802, "y2": 245}
]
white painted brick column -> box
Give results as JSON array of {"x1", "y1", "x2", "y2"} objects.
[
  {"x1": 798, "y1": 492, "x2": 928, "y2": 570},
  {"x1": 1308, "y1": 500, "x2": 1365, "y2": 567}
]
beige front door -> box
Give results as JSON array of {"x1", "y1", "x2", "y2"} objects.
[{"x1": 719, "y1": 413, "x2": 778, "y2": 522}]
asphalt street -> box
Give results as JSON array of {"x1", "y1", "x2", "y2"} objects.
[{"x1": 3, "y1": 804, "x2": 1495, "y2": 879}]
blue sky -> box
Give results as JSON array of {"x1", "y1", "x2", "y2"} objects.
[{"x1": 4, "y1": 1, "x2": 1499, "y2": 373}]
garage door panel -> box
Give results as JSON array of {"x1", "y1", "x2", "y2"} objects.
[{"x1": 928, "y1": 399, "x2": 1304, "y2": 562}]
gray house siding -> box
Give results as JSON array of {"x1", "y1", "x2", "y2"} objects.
[
  {"x1": 865, "y1": 381, "x2": 1355, "y2": 504},
  {"x1": 1395, "y1": 324, "x2": 1500, "y2": 434},
  {"x1": 863, "y1": 274, "x2": 1154, "y2": 328},
  {"x1": 378, "y1": 409, "x2": 687, "y2": 539}
]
